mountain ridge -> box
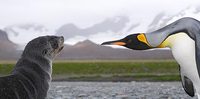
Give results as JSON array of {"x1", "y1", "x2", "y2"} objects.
[
  {"x1": 58, "y1": 39, "x2": 173, "y2": 60},
  {"x1": 0, "y1": 30, "x2": 173, "y2": 60},
  {"x1": 0, "y1": 30, "x2": 20, "y2": 59}
]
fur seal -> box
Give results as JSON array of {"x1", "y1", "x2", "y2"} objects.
[{"x1": 0, "y1": 36, "x2": 64, "y2": 99}]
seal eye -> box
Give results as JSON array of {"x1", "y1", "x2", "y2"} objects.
[
  {"x1": 51, "y1": 42, "x2": 58, "y2": 49},
  {"x1": 49, "y1": 39, "x2": 59, "y2": 49}
]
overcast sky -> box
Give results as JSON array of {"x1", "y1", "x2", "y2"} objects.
[
  {"x1": 0, "y1": 0, "x2": 200, "y2": 45},
  {"x1": 0, "y1": 0, "x2": 199, "y2": 28}
]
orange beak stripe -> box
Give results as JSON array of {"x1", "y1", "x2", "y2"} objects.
[{"x1": 112, "y1": 42, "x2": 126, "y2": 46}]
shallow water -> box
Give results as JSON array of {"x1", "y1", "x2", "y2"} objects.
[{"x1": 47, "y1": 81, "x2": 196, "y2": 99}]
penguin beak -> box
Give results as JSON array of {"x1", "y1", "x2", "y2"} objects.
[{"x1": 101, "y1": 40, "x2": 126, "y2": 46}]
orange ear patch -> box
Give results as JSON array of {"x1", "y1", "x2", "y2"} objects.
[
  {"x1": 137, "y1": 34, "x2": 151, "y2": 46},
  {"x1": 137, "y1": 34, "x2": 146, "y2": 42}
]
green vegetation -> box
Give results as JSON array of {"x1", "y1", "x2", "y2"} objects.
[
  {"x1": 0, "y1": 60, "x2": 181, "y2": 81},
  {"x1": 0, "y1": 63, "x2": 14, "y2": 75}
]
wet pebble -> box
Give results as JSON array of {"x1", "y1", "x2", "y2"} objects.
[{"x1": 47, "y1": 81, "x2": 197, "y2": 99}]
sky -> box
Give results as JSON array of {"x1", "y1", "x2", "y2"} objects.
[{"x1": 0, "y1": 0, "x2": 200, "y2": 45}]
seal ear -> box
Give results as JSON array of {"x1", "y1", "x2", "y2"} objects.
[{"x1": 42, "y1": 49, "x2": 48, "y2": 55}]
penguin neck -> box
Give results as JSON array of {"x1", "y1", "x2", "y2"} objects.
[
  {"x1": 158, "y1": 32, "x2": 188, "y2": 48},
  {"x1": 158, "y1": 32, "x2": 196, "y2": 66}
]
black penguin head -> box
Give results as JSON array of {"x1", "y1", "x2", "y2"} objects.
[{"x1": 101, "y1": 33, "x2": 152, "y2": 50}]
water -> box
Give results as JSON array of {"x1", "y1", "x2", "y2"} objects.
[{"x1": 47, "y1": 81, "x2": 196, "y2": 99}]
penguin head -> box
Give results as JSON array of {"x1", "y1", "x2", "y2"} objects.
[{"x1": 101, "y1": 33, "x2": 152, "y2": 50}]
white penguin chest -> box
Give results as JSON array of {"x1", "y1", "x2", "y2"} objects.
[{"x1": 165, "y1": 33, "x2": 197, "y2": 77}]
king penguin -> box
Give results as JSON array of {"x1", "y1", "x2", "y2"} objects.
[{"x1": 101, "y1": 17, "x2": 200, "y2": 98}]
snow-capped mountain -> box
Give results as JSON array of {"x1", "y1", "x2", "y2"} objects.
[
  {"x1": 3, "y1": 6, "x2": 200, "y2": 47},
  {"x1": 4, "y1": 23, "x2": 54, "y2": 46},
  {"x1": 147, "y1": 6, "x2": 200, "y2": 32},
  {"x1": 56, "y1": 16, "x2": 130, "y2": 39},
  {"x1": 56, "y1": 16, "x2": 140, "y2": 45}
]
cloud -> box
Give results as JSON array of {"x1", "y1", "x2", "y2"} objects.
[
  {"x1": 147, "y1": 12, "x2": 166, "y2": 32},
  {"x1": 0, "y1": 0, "x2": 200, "y2": 46}
]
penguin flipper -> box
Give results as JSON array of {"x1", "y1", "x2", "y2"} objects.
[
  {"x1": 180, "y1": 74, "x2": 195, "y2": 97},
  {"x1": 195, "y1": 38, "x2": 200, "y2": 80}
]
